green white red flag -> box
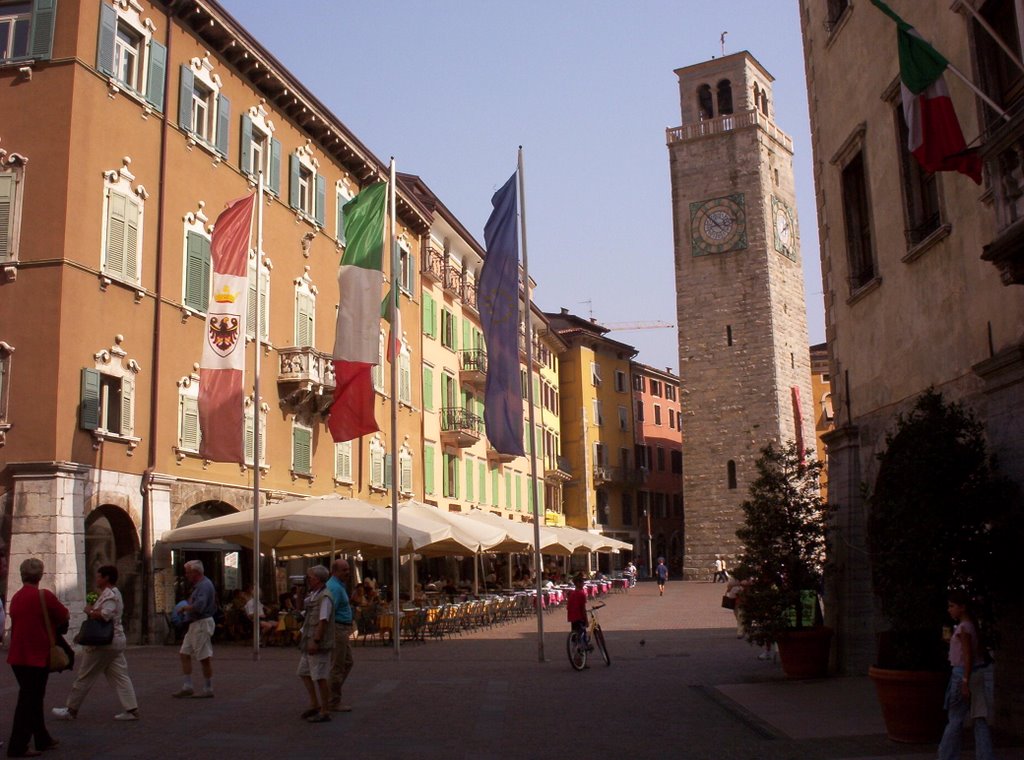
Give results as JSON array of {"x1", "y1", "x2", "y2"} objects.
[
  {"x1": 328, "y1": 181, "x2": 388, "y2": 443},
  {"x1": 870, "y1": 0, "x2": 982, "y2": 184},
  {"x1": 199, "y1": 193, "x2": 256, "y2": 462}
]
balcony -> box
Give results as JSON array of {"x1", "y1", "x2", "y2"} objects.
[
  {"x1": 612, "y1": 466, "x2": 649, "y2": 486},
  {"x1": 277, "y1": 346, "x2": 335, "y2": 416},
  {"x1": 666, "y1": 108, "x2": 793, "y2": 152},
  {"x1": 593, "y1": 465, "x2": 612, "y2": 485},
  {"x1": 461, "y1": 277, "x2": 478, "y2": 313},
  {"x1": 487, "y1": 444, "x2": 516, "y2": 464},
  {"x1": 459, "y1": 348, "x2": 487, "y2": 388},
  {"x1": 440, "y1": 406, "x2": 483, "y2": 448},
  {"x1": 544, "y1": 456, "x2": 572, "y2": 484},
  {"x1": 442, "y1": 264, "x2": 463, "y2": 298},
  {"x1": 421, "y1": 244, "x2": 445, "y2": 282},
  {"x1": 980, "y1": 106, "x2": 1024, "y2": 285}
]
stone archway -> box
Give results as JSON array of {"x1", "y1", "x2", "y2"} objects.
[
  {"x1": 171, "y1": 500, "x2": 248, "y2": 606},
  {"x1": 84, "y1": 504, "x2": 141, "y2": 636}
]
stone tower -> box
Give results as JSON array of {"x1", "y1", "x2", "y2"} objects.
[{"x1": 667, "y1": 51, "x2": 814, "y2": 578}]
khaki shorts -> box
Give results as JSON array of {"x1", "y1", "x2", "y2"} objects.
[
  {"x1": 297, "y1": 651, "x2": 331, "y2": 681},
  {"x1": 180, "y1": 617, "x2": 215, "y2": 660}
]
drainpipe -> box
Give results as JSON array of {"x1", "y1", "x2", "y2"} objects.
[{"x1": 140, "y1": 1, "x2": 177, "y2": 644}]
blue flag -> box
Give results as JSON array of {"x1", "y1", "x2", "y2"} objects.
[{"x1": 480, "y1": 173, "x2": 525, "y2": 456}]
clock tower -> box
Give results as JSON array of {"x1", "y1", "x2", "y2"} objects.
[{"x1": 667, "y1": 52, "x2": 814, "y2": 578}]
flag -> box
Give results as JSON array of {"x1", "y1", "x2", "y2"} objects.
[
  {"x1": 199, "y1": 193, "x2": 256, "y2": 463},
  {"x1": 870, "y1": 0, "x2": 982, "y2": 183},
  {"x1": 380, "y1": 283, "x2": 402, "y2": 362},
  {"x1": 479, "y1": 173, "x2": 525, "y2": 456},
  {"x1": 328, "y1": 181, "x2": 388, "y2": 443}
]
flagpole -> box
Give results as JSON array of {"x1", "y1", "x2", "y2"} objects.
[
  {"x1": 252, "y1": 172, "x2": 264, "y2": 662},
  {"x1": 945, "y1": 63, "x2": 1011, "y2": 121},
  {"x1": 954, "y1": 1, "x2": 1024, "y2": 77},
  {"x1": 388, "y1": 158, "x2": 401, "y2": 657},
  {"x1": 518, "y1": 147, "x2": 546, "y2": 663}
]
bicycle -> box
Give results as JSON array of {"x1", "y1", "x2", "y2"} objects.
[{"x1": 567, "y1": 601, "x2": 611, "y2": 670}]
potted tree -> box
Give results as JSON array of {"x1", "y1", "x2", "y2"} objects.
[
  {"x1": 734, "y1": 441, "x2": 834, "y2": 679},
  {"x1": 866, "y1": 389, "x2": 1016, "y2": 743}
]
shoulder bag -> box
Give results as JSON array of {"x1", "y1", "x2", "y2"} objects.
[
  {"x1": 76, "y1": 616, "x2": 114, "y2": 646},
  {"x1": 39, "y1": 588, "x2": 71, "y2": 672}
]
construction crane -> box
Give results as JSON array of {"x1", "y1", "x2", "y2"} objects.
[{"x1": 604, "y1": 321, "x2": 675, "y2": 332}]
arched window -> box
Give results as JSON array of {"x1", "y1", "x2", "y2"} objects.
[
  {"x1": 697, "y1": 84, "x2": 714, "y2": 119},
  {"x1": 717, "y1": 79, "x2": 733, "y2": 115},
  {"x1": 727, "y1": 460, "x2": 737, "y2": 489}
]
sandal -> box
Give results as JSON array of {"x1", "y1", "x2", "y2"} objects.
[
  {"x1": 300, "y1": 707, "x2": 319, "y2": 719},
  {"x1": 306, "y1": 713, "x2": 331, "y2": 723}
]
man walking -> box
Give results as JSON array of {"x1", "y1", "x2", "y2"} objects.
[
  {"x1": 656, "y1": 557, "x2": 668, "y2": 596},
  {"x1": 172, "y1": 560, "x2": 217, "y2": 699},
  {"x1": 714, "y1": 555, "x2": 728, "y2": 583},
  {"x1": 326, "y1": 559, "x2": 355, "y2": 713}
]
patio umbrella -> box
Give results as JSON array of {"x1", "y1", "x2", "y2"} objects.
[
  {"x1": 397, "y1": 500, "x2": 514, "y2": 554},
  {"x1": 160, "y1": 496, "x2": 452, "y2": 559},
  {"x1": 545, "y1": 525, "x2": 632, "y2": 554},
  {"x1": 462, "y1": 509, "x2": 581, "y2": 555}
]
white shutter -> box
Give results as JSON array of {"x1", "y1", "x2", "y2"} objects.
[
  {"x1": 399, "y1": 351, "x2": 411, "y2": 404},
  {"x1": 334, "y1": 441, "x2": 353, "y2": 483},
  {"x1": 120, "y1": 374, "x2": 134, "y2": 436},
  {"x1": 370, "y1": 447, "x2": 384, "y2": 488},
  {"x1": 180, "y1": 394, "x2": 200, "y2": 451},
  {"x1": 400, "y1": 452, "x2": 413, "y2": 494}
]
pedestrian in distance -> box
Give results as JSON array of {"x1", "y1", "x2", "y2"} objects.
[
  {"x1": 298, "y1": 565, "x2": 335, "y2": 723},
  {"x1": 938, "y1": 590, "x2": 994, "y2": 760},
  {"x1": 655, "y1": 558, "x2": 669, "y2": 596},
  {"x1": 171, "y1": 560, "x2": 217, "y2": 699},
  {"x1": 713, "y1": 555, "x2": 729, "y2": 583},
  {"x1": 52, "y1": 565, "x2": 139, "y2": 722},
  {"x1": 325, "y1": 559, "x2": 354, "y2": 713},
  {"x1": 7, "y1": 557, "x2": 68, "y2": 758}
]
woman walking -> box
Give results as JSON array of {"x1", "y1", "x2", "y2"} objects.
[
  {"x1": 6, "y1": 557, "x2": 68, "y2": 758},
  {"x1": 938, "y1": 590, "x2": 994, "y2": 760},
  {"x1": 52, "y1": 565, "x2": 139, "y2": 722}
]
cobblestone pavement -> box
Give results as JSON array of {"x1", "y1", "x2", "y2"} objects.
[{"x1": 3, "y1": 581, "x2": 1021, "y2": 759}]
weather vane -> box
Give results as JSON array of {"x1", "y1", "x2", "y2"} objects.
[{"x1": 720, "y1": 31, "x2": 728, "y2": 56}]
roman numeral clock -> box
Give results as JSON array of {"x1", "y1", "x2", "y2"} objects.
[{"x1": 689, "y1": 194, "x2": 747, "y2": 256}]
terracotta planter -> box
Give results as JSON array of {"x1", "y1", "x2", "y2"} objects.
[
  {"x1": 776, "y1": 626, "x2": 833, "y2": 679},
  {"x1": 868, "y1": 666, "x2": 947, "y2": 743}
]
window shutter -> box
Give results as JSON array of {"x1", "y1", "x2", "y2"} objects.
[
  {"x1": 461, "y1": 319, "x2": 469, "y2": 353},
  {"x1": 0, "y1": 174, "x2": 12, "y2": 261},
  {"x1": 407, "y1": 253, "x2": 415, "y2": 292},
  {"x1": 399, "y1": 353, "x2": 411, "y2": 404},
  {"x1": 200, "y1": 237, "x2": 211, "y2": 311},
  {"x1": 384, "y1": 452, "x2": 393, "y2": 489},
  {"x1": 492, "y1": 471, "x2": 499, "y2": 507},
  {"x1": 295, "y1": 291, "x2": 313, "y2": 347},
  {"x1": 178, "y1": 64, "x2": 194, "y2": 132},
  {"x1": 124, "y1": 196, "x2": 139, "y2": 281},
  {"x1": 454, "y1": 455, "x2": 460, "y2": 499},
  {"x1": 336, "y1": 193, "x2": 346, "y2": 244},
  {"x1": 215, "y1": 94, "x2": 230, "y2": 157},
  {"x1": 181, "y1": 395, "x2": 200, "y2": 450},
  {"x1": 293, "y1": 426, "x2": 311, "y2": 474},
  {"x1": 96, "y1": 2, "x2": 117, "y2": 75},
  {"x1": 145, "y1": 39, "x2": 167, "y2": 111},
  {"x1": 264, "y1": 138, "x2": 281, "y2": 196},
  {"x1": 314, "y1": 174, "x2": 326, "y2": 227},
  {"x1": 335, "y1": 441, "x2": 352, "y2": 482},
  {"x1": 120, "y1": 374, "x2": 133, "y2": 436},
  {"x1": 421, "y1": 295, "x2": 430, "y2": 338},
  {"x1": 80, "y1": 368, "x2": 101, "y2": 430},
  {"x1": 424, "y1": 446, "x2": 434, "y2": 495},
  {"x1": 505, "y1": 473, "x2": 511, "y2": 507},
  {"x1": 244, "y1": 411, "x2": 254, "y2": 464},
  {"x1": 479, "y1": 464, "x2": 486, "y2": 504},
  {"x1": 401, "y1": 453, "x2": 412, "y2": 494},
  {"x1": 184, "y1": 232, "x2": 207, "y2": 310},
  {"x1": 259, "y1": 271, "x2": 269, "y2": 340},
  {"x1": 105, "y1": 192, "x2": 126, "y2": 277},
  {"x1": 288, "y1": 154, "x2": 300, "y2": 210},
  {"x1": 239, "y1": 115, "x2": 253, "y2": 177},
  {"x1": 422, "y1": 366, "x2": 433, "y2": 412},
  {"x1": 465, "y1": 459, "x2": 473, "y2": 501},
  {"x1": 30, "y1": 0, "x2": 57, "y2": 61},
  {"x1": 247, "y1": 265, "x2": 258, "y2": 339}
]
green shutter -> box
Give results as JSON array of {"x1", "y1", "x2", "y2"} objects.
[
  {"x1": 336, "y1": 192, "x2": 346, "y2": 243},
  {"x1": 505, "y1": 473, "x2": 512, "y2": 510},
  {"x1": 30, "y1": 0, "x2": 57, "y2": 61},
  {"x1": 465, "y1": 459, "x2": 473, "y2": 501},
  {"x1": 96, "y1": 2, "x2": 116, "y2": 75},
  {"x1": 145, "y1": 39, "x2": 167, "y2": 111},
  {"x1": 479, "y1": 464, "x2": 486, "y2": 504},
  {"x1": 0, "y1": 174, "x2": 12, "y2": 261},
  {"x1": 178, "y1": 64, "x2": 194, "y2": 132},
  {"x1": 239, "y1": 115, "x2": 253, "y2": 177},
  {"x1": 515, "y1": 475, "x2": 522, "y2": 511},
  {"x1": 184, "y1": 232, "x2": 209, "y2": 311},
  {"x1": 288, "y1": 154, "x2": 300, "y2": 210},
  {"x1": 384, "y1": 453, "x2": 393, "y2": 489},
  {"x1": 407, "y1": 253, "x2": 415, "y2": 292},
  {"x1": 422, "y1": 366, "x2": 433, "y2": 412},
  {"x1": 215, "y1": 94, "x2": 230, "y2": 157},
  {"x1": 269, "y1": 138, "x2": 281, "y2": 195},
  {"x1": 424, "y1": 446, "x2": 435, "y2": 495},
  {"x1": 314, "y1": 174, "x2": 326, "y2": 227},
  {"x1": 491, "y1": 471, "x2": 498, "y2": 507},
  {"x1": 79, "y1": 368, "x2": 101, "y2": 430},
  {"x1": 462, "y1": 319, "x2": 470, "y2": 354},
  {"x1": 293, "y1": 426, "x2": 311, "y2": 474}
]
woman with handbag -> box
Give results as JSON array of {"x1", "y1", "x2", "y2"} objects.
[
  {"x1": 52, "y1": 565, "x2": 139, "y2": 722},
  {"x1": 6, "y1": 557, "x2": 68, "y2": 758}
]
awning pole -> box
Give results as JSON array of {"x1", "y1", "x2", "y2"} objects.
[{"x1": 252, "y1": 171, "x2": 264, "y2": 663}]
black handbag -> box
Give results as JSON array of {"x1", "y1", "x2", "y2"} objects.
[{"x1": 77, "y1": 617, "x2": 115, "y2": 646}]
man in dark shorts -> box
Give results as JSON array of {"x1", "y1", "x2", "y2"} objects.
[{"x1": 655, "y1": 558, "x2": 668, "y2": 596}]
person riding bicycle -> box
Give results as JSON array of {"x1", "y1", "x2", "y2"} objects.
[{"x1": 567, "y1": 574, "x2": 590, "y2": 650}]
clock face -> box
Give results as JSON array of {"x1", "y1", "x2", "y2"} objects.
[
  {"x1": 689, "y1": 194, "x2": 747, "y2": 256},
  {"x1": 772, "y1": 197, "x2": 797, "y2": 260}
]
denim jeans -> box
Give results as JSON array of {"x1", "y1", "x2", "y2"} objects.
[{"x1": 938, "y1": 665, "x2": 995, "y2": 760}]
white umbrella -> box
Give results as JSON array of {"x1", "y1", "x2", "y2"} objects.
[
  {"x1": 545, "y1": 525, "x2": 632, "y2": 554},
  {"x1": 462, "y1": 509, "x2": 581, "y2": 555},
  {"x1": 160, "y1": 496, "x2": 451, "y2": 559},
  {"x1": 397, "y1": 500, "x2": 513, "y2": 554}
]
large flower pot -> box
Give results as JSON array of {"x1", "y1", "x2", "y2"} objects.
[
  {"x1": 776, "y1": 626, "x2": 833, "y2": 679},
  {"x1": 868, "y1": 666, "x2": 947, "y2": 743}
]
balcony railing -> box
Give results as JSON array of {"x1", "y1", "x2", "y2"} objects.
[
  {"x1": 544, "y1": 456, "x2": 572, "y2": 484},
  {"x1": 440, "y1": 406, "x2": 483, "y2": 447},
  {"x1": 461, "y1": 278, "x2": 478, "y2": 312},
  {"x1": 277, "y1": 346, "x2": 335, "y2": 416},
  {"x1": 459, "y1": 348, "x2": 487, "y2": 388},
  {"x1": 981, "y1": 104, "x2": 1024, "y2": 285},
  {"x1": 666, "y1": 108, "x2": 793, "y2": 152},
  {"x1": 442, "y1": 264, "x2": 463, "y2": 296},
  {"x1": 421, "y1": 245, "x2": 445, "y2": 281},
  {"x1": 593, "y1": 465, "x2": 612, "y2": 484}
]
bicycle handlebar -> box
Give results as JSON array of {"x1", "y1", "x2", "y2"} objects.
[{"x1": 590, "y1": 602, "x2": 606, "y2": 611}]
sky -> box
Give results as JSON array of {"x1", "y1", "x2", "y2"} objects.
[{"x1": 219, "y1": 0, "x2": 824, "y2": 373}]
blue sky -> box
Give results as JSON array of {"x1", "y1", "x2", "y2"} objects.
[{"x1": 220, "y1": 0, "x2": 823, "y2": 372}]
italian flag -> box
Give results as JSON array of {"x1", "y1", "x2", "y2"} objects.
[
  {"x1": 328, "y1": 181, "x2": 388, "y2": 443},
  {"x1": 871, "y1": 0, "x2": 982, "y2": 184}
]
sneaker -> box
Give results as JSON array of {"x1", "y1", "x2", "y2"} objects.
[
  {"x1": 51, "y1": 708, "x2": 75, "y2": 720},
  {"x1": 192, "y1": 690, "x2": 214, "y2": 699},
  {"x1": 171, "y1": 688, "x2": 194, "y2": 698},
  {"x1": 307, "y1": 712, "x2": 331, "y2": 723},
  {"x1": 114, "y1": 712, "x2": 139, "y2": 721},
  {"x1": 329, "y1": 704, "x2": 353, "y2": 713}
]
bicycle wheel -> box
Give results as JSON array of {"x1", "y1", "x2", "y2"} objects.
[
  {"x1": 594, "y1": 626, "x2": 611, "y2": 666},
  {"x1": 567, "y1": 631, "x2": 587, "y2": 671}
]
